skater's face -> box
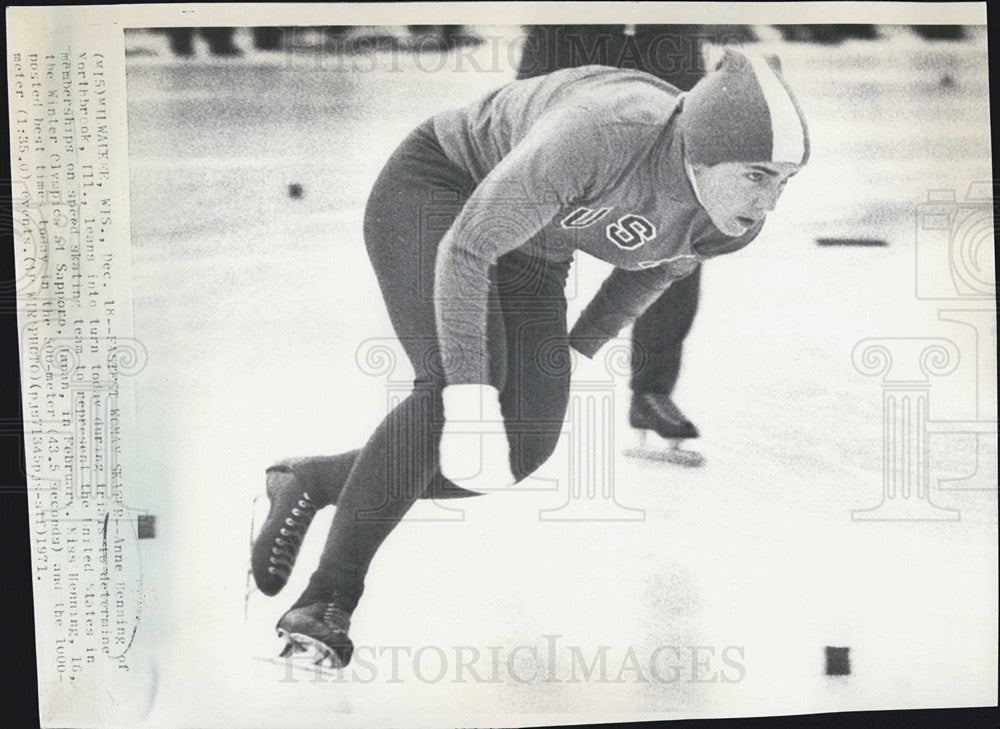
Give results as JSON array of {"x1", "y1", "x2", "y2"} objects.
[{"x1": 692, "y1": 161, "x2": 801, "y2": 237}]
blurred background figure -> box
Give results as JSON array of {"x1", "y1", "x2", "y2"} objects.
[
  {"x1": 774, "y1": 24, "x2": 965, "y2": 43},
  {"x1": 774, "y1": 25, "x2": 878, "y2": 44},
  {"x1": 157, "y1": 27, "x2": 242, "y2": 57},
  {"x1": 155, "y1": 25, "x2": 483, "y2": 57},
  {"x1": 910, "y1": 25, "x2": 966, "y2": 40},
  {"x1": 408, "y1": 25, "x2": 482, "y2": 51},
  {"x1": 252, "y1": 26, "x2": 283, "y2": 51},
  {"x1": 141, "y1": 24, "x2": 967, "y2": 61}
]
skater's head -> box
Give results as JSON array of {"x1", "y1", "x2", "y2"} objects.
[{"x1": 679, "y1": 48, "x2": 809, "y2": 236}]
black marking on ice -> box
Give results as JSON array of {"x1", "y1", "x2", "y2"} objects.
[
  {"x1": 815, "y1": 237, "x2": 887, "y2": 247},
  {"x1": 137, "y1": 514, "x2": 157, "y2": 539},
  {"x1": 825, "y1": 646, "x2": 851, "y2": 676}
]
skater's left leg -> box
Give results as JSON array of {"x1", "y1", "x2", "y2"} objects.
[
  {"x1": 254, "y1": 121, "x2": 483, "y2": 598},
  {"x1": 274, "y1": 122, "x2": 572, "y2": 665}
]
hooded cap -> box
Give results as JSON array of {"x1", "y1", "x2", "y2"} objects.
[{"x1": 679, "y1": 48, "x2": 810, "y2": 167}]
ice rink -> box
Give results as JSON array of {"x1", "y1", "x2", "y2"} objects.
[{"x1": 123, "y1": 27, "x2": 996, "y2": 726}]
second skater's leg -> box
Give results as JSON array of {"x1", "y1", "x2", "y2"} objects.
[{"x1": 628, "y1": 267, "x2": 705, "y2": 466}]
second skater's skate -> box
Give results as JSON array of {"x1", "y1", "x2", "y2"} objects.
[{"x1": 624, "y1": 392, "x2": 705, "y2": 467}]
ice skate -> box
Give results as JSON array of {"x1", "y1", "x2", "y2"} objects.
[
  {"x1": 251, "y1": 466, "x2": 320, "y2": 596},
  {"x1": 275, "y1": 602, "x2": 354, "y2": 669},
  {"x1": 624, "y1": 393, "x2": 705, "y2": 467}
]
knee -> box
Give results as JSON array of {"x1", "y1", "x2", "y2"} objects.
[{"x1": 413, "y1": 375, "x2": 446, "y2": 398}]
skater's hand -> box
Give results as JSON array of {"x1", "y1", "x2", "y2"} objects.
[{"x1": 440, "y1": 384, "x2": 516, "y2": 492}]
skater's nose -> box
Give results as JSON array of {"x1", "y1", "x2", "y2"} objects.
[{"x1": 753, "y1": 185, "x2": 780, "y2": 214}]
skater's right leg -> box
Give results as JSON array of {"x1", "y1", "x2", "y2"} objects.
[{"x1": 256, "y1": 121, "x2": 485, "y2": 602}]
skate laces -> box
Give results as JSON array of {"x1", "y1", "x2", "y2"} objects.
[
  {"x1": 321, "y1": 602, "x2": 351, "y2": 633},
  {"x1": 267, "y1": 491, "x2": 317, "y2": 579}
]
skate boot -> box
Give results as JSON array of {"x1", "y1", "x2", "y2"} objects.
[
  {"x1": 276, "y1": 601, "x2": 354, "y2": 668},
  {"x1": 629, "y1": 392, "x2": 700, "y2": 440},
  {"x1": 625, "y1": 392, "x2": 704, "y2": 467},
  {"x1": 251, "y1": 466, "x2": 320, "y2": 596}
]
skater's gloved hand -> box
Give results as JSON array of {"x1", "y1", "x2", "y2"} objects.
[{"x1": 440, "y1": 384, "x2": 516, "y2": 492}]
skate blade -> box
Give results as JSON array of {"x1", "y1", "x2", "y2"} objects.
[
  {"x1": 244, "y1": 494, "x2": 268, "y2": 619},
  {"x1": 276, "y1": 629, "x2": 349, "y2": 669},
  {"x1": 623, "y1": 443, "x2": 705, "y2": 468}
]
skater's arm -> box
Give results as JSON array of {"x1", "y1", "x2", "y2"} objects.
[
  {"x1": 434, "y1": 107, "x2": 612, "y2": 385},
  {"x1": 568, "y1": 263, "x2": 685, "y2": 358},
  {"x1": 569, "y1": 218, "x2": 769, "y2": 358},
  {"x1": 569, "y1": 211, "x2": 767, "y2": 358}
]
